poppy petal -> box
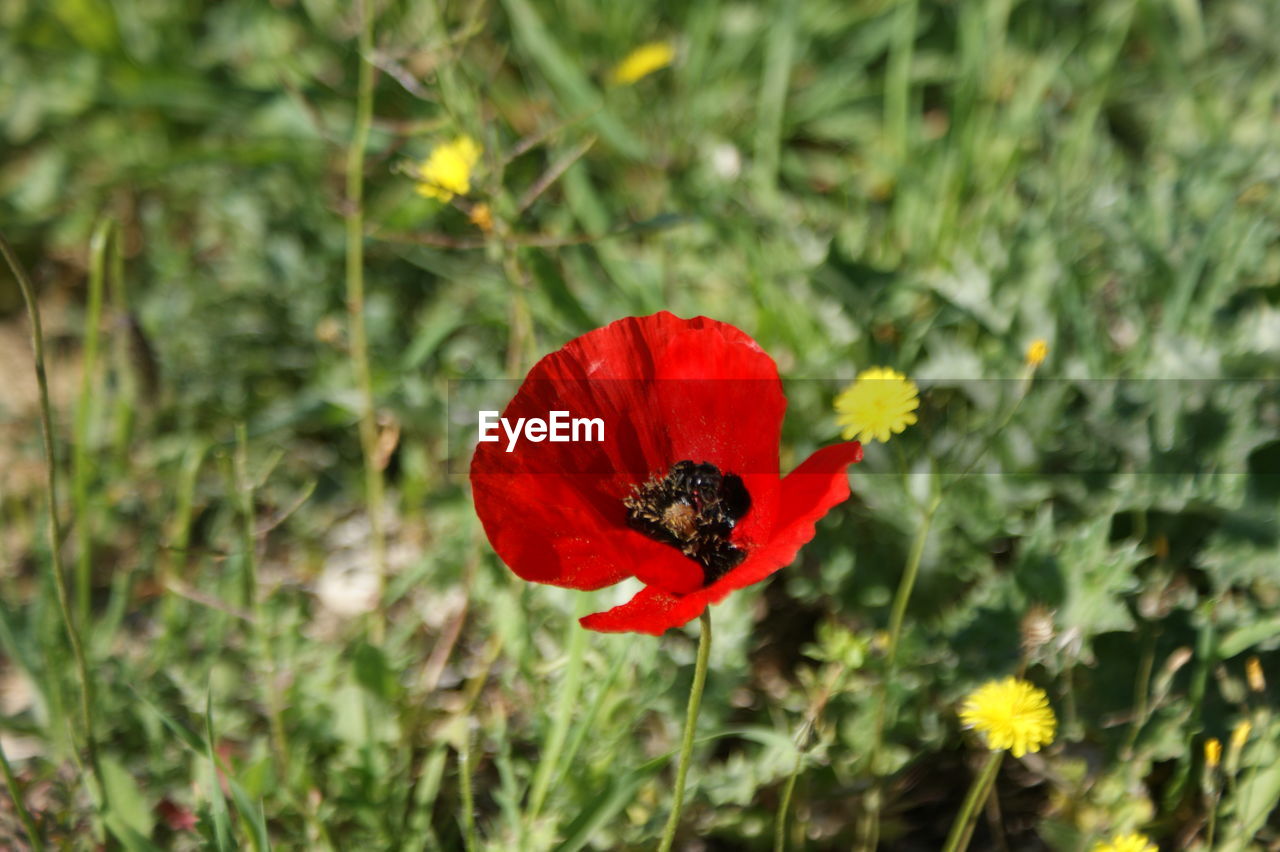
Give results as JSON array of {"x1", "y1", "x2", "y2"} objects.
[
  {"x1": 714, "y1": 441, "x2": 863, "y2": 591},
  {"x1": 472, "y1": 473, "x2": 633, "y2": 589},
  {"x1": 579, "y1": 584, "x2": 713, "y2": 636},
  {"x1": 472, "y1": 312, "x2": 787, "y2": 593},
  {"x1": 472, "y1": 313, "x2": 862, "y2": 634}
]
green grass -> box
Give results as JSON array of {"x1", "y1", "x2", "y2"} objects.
[{"x1": 2, "y1": 0, "x2": 1279, "y2": 848}]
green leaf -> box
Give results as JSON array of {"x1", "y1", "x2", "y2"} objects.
[
  {"x1": 100, "y1": 754, "x2": 155, "y2": 842},
  {"x1": 1218, "y1": 615, "x2": 1280, "y2": 658},
  {"x1": 1216, "y1": 720, "x2": 1280, "y2": 852},
  {"x1": 353, "y1": 640, "x2": 402, "y2": 703},
  {"x1": 205, "y1": 693, "x2": 235, "y2": 852},
  {"x1": 552, "y1": 754, "x2": 667, "y2": 852},
  {"x1": 1016, "y1": 512, "x2": 1143, "y2": 660}
]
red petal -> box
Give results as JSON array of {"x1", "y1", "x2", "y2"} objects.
[
  {"x1": 581, "y1": 441, "x2": 862, "y2": 633},
  {"x1": 579, "y1": 585, "x2": 707, "y2": 636},
  {"x1": 718, "y1": 441, "x2": 864, "y2": 590}
]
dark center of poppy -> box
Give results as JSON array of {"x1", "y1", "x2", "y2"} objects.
[{"x1": 623, "y1": 460, "x2": 752, "y2": 586}]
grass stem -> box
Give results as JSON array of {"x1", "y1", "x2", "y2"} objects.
[
  {"x1": 345, "y1": 0, "x2": 388, "y2": 643},
  {"x1": 0, "y1": 739, "x2": 44, "y2": 852},
  {"x1": 459, "y1": 728, "x2": 477, "y2": 852},
  {"x1": 525, "y1": 599, "x2": 588, "y2": 824},
  {"x1": 1, "y1": 230, "x2": 108, "y2": 823},
  {"x1": 73, "y1": 217, "x2": 112, "y2": 629},
  {"x1": 658, "y1": 610, "x2": 712, "y2": 852}
]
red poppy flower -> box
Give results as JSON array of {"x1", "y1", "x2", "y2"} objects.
[{"x1": 470, "y1": 312, "x2": 862, "y2": 635}]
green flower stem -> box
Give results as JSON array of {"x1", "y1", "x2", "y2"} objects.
[
  {"x1": 2, "y1": 231, "x2": 107, "y2": 821},
  {"x1": 658, "y1": 610, "x2": 712, "y2": 852},
  {"x1": 885, "y1": 488, "x2": 943, "y2": 667},
  {"x1": 942, "y1": 750, "x2": 1003, "y2": 852},
  {"x1": 0, "y1": 738, "x2": 43, "y2": 852},
  {"x1": 344, "y1": 0, "x2": 388, "y2": 642},
  {"x1": 773, "y1": 753, "x2": 800, "y2": 852}
]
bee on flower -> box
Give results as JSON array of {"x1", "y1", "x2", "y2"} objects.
[
  {"x1": 413, "y1": 135, "x2": 482, "y2": 202},
  {"x1": 959, "y1": 677, "x2": 1057, "y2": 758}
]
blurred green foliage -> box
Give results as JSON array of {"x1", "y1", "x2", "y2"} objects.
[{"x1": 1, "y1": 0, "x2": 1278, "y2": 848}]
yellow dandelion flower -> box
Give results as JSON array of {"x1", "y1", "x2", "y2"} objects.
[
  {"x1": 469, "y1": 202, "x2": 494, "y2": 233},
  {"x1": 610, "y1": 41, "x2": 675, "y2": 85},
  {"x1": 1230, "y1": 719, "x2": 1252, "y2": 751},
  {"x1": 1246, "y1": 656, "x2": 1265, "y2": 693},
  {"x1": 833, "y1": 367, "x2": 919, "y2": 443},
  {"x1": 1026, "y1": 339, "x2": 1049, "y2": 367},
  {"x1": 414, "y1": 135, "x2": 482, "y2": 202},
  {"x1": 1204, "y1": 737, "x2": 1222, "y2": 768},
  {"x1": 1090, "y1": 833, "x2": 1157, "y2": 852},
  {"x1": 959, "y1": 677, "x2": 1057, "y2": 758}
]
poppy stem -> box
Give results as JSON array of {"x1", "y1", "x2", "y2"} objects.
[
  {"x1": 941, "y1": 750, "x2": 1003, "y2": 852},
  {"x1": 658, "y1": 609, "x2": 712, "y2": 852}
]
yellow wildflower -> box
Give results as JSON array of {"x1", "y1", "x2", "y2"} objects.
[
  {"x1": 959, "y1": 677, "x2": 1057, "y2": 758},
  {"x1": 1090, "y1": 833, "x2": 1157, "y2": 852},
  {"x1": 1026, "y1": 339, "x2": 1049, "y2": 367},
  {"x1": 1204, "y1": 737, "x2": 1221, "y2": 769},
  {"x1": 1230, "y1": 719, "x2": 1252, "y2": 751},
  {"x1": 414, "y1": 135, "x2": 482, "y2": 202},
  {"x1": 833, "y1": 367, "x2": 919, "y2": 443},
  {"x1": 610, "y1": 42, "x2": 675, "y2": 85},
  {"x1": 1246, "y1": 656, "x2": 1265, "y2": 692}
]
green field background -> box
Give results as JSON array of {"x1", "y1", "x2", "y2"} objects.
[{"x1": 1, "y1": 0, "x2": 1278, "y2": 848}]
